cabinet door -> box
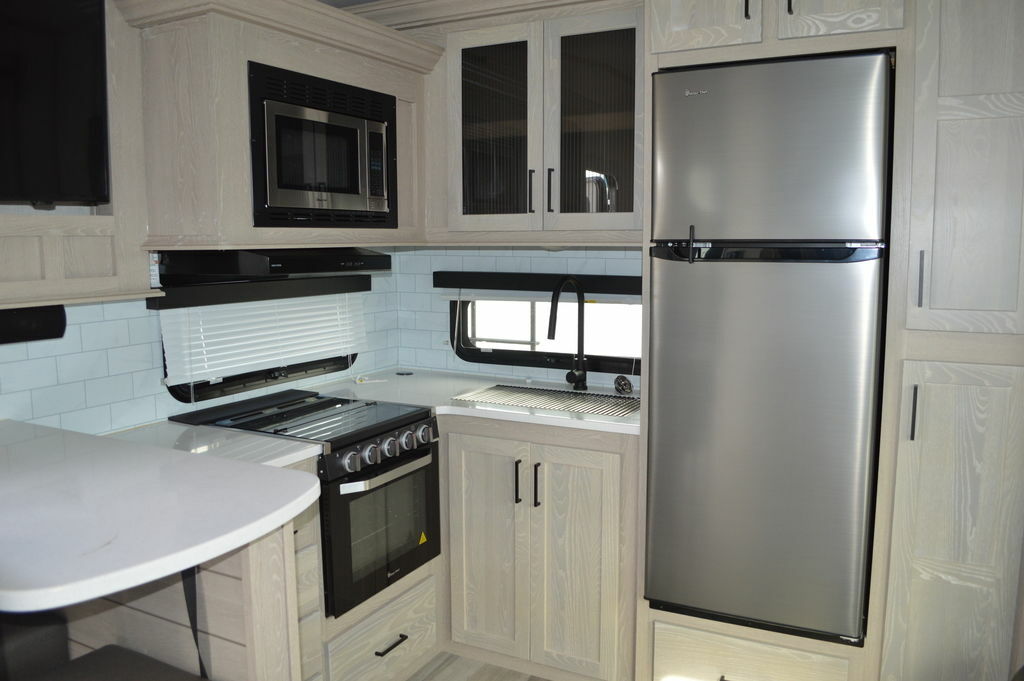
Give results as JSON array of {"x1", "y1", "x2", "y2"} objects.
[
  {"x1": 542, "y1": 11, "x2": 642, "y2": 231},
  {"x1": 906, "y1": 0, "x2": 1024, "y2": 333},
  {"x1": 448, "y1": 433, "x2": 531, "y2": 657},
  {"x1": 777, "y1": 0, "x2": 903, "y2": 38},
  {"x1": 881, "y1": 362, "x2": 1024, "y2": 681},
  {"x1": 649, "y1": 0, "x2": 762, "y2": 53},
  {"x1": 447, "y1": 24, "x2": 544, "y2": 231},
  {"x1": 529, "y1": 444, "x2": 620, "y2": 680}
]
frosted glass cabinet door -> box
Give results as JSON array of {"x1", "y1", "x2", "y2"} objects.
[
  {"x1": 447, "y1": 23, "x2": 543, "y2": 231},
  {"x1": 649, "y1": 0, "x2": 762, "y2": 53},
  {"x1": 906, "y1": 0, "x2": 1024, "y2": 333},
  {"x1": 542, "y1": 10, "x2": 642, "y2": 231},
  {"x1": 881, "y1": 361, "x2": 1024, "y2": 681},
  {"x1": 777, "y1": 0, "x2": 904, "y2": 38}
]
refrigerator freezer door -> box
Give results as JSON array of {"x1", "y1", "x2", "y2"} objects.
[
  {"x1": 652, "y1": 51, "x2": 892, "y2": 242},
  {"x1": 645, "y1": 255, "x2": 882, "y2": 639}
]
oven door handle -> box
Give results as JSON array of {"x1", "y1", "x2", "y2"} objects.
[{"x1": 333, "y1": 455, "x2": 432, "y2": 496}]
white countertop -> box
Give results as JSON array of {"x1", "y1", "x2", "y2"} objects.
[
  {"x1": 0, "y1": 420, "x2": 320, "y2": 613},
  {"x1": 316, "y1": 368, "x2": 641, "y2": 436},
  {"x1": 109, "y1": 422, "x2": 323, "y2": 469}
]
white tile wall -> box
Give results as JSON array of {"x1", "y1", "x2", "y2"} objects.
[{"x1": 0, "y1": 247, "x2": 641, "y2": 435}]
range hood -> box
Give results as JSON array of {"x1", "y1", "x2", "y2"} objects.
[
  {"x1": 147, "y1": 247, "x2": 390, "y2": 310},
  {"x1": 155, "y1": 247, "x2": 391, "y2": 285}
]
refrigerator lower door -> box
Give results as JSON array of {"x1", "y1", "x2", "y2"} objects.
[{"x1": 645, "y1": 254, "x2": 883, "y2": 640}]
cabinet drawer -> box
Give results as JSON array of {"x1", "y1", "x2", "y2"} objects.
[
  {"x1": 653, "y1": 622, "x2": 848, "y2": 681},
  {"x1": 326, "y1": 576, "x2": 436, "y2": 681}
]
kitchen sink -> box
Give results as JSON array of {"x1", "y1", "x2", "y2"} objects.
[{"x1": 452, "y1": 384, "x2": 640, "y2": 418}]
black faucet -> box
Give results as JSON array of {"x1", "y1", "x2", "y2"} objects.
[{"x1": 547, "y1": 275, "x2": 587, "y2": 391}]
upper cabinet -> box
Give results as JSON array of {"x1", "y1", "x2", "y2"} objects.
[
  {"x1": 114, "y1": 0, "x2": 441, "y2": 249},
  {"x1": 777, "y1": 0, "x2": 904, "y2": 39},
  {"x1": 651, "y1": 0, "x2": 902, "y2": 53},
  {"x1": 446, "y1": 10, "x2": 643, "y2": 233},
  {"x1": 906, "y1": 0, "x2": 1024, "y2": 334},
  {"x1": 650, "y1": 0, "x2": 763, "y2": 52}
]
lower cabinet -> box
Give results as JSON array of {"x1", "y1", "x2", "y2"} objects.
[
  {"x1": 325, "y1": 575, "x2": 437, "y2": 681},
  {"x1": 448, "y1": 431, "x2": 622, "y2": 681},
  {"x1": 652, "y1": 621, "x2": 849, "y2": 681},
  {"x1": 880, "y1": 361, "x2": 1024, "y2": 681}
]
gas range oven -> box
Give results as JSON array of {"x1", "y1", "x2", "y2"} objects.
[{"x1": 171, "y1": 389, "x2": 440, "y2": 617}]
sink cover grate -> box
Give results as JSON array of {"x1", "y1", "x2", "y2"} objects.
[{"x1": 453, "y1": 385, "x2": 640, "y2": 418}]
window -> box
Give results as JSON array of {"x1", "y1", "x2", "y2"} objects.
[{"x1": 450, "y1": 296, "x2": 641, "y2": 375}]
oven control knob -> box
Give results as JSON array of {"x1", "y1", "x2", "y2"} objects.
[
  {"x1": 360, "y1": 443, "x2": 379, "y2": 466},
  {"x1": 341, "y1": 451, "x2": 358, "y2": 474},
  {"x1": 381, "y1": 437, "x2": 398, "y2": 458},
  {"x1": 398, "y1": 429, "x2": 416, "y2": 451},
  {"x1": 415, "y1": 424, "x2": 434, "y2": 445}
]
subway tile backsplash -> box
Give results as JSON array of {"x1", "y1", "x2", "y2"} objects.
[{"x1": 0, "y1": 247, "x2": 641, "y2": 435}]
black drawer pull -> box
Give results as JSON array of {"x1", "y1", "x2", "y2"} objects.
[
  {"x1": 533, "y1": 462, "x2": 541, "y2": 507},
  {"x1": 374, "y1": 633, "x2": 408, "y2": 657},
  {"x1": 787, "y1": 0, "x2": 794, "y2": 14},
  {"x1": 910, "y1": 384, "x2": 919, "y2": 441},
  {"x1": 528, "y1": 170, "x2": 535, "y2": 213},
  {"x1": 547, "y1": 168, "x2": 554, "y2": 212}
]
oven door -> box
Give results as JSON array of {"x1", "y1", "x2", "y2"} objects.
[
  {"x1": 264, "y1": 100, "x2": 373, "y2": 212},
  {"x1": 320, "y1": 444, "x2": 440, "y2": 617}
]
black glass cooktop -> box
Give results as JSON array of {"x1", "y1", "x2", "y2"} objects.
[{"x1": 170, "y1": 389, "x2": 429, "y2": 448}]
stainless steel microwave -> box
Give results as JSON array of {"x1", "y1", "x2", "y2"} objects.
[{"x1": 249, "y1": 62, "x2": 397, "y2": 228}]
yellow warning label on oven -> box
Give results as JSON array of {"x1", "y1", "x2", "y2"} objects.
[{"x1": 419, "y1": 532, "x2": 428, "y2": 545}]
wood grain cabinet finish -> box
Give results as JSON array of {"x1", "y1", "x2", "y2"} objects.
[
  {"x1": 448, "y1": 432, "x2": 621, "y2": 680},
  {"x1": 777, "y1": 0, "x2": 903, "y2": 39},
  {"x1": 653, "y1": 621, "x2": 849, "y2": 681},
  {"x1": 906, "y1": 0, "x2": 1024, "y2": 334},
  {"x1": 445, "y1": 10, "x2": 643, "y2": 234},
  {"x1": 649, "y1": 0, "x2": 763, "y2": 53},
  {"x1": 880, "y1": 361, "x2": 1024, "y2": 681},
  {"x1": 325, "y1": 575, "x2": 438, "y2": 681}
]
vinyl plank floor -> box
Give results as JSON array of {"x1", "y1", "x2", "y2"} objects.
[{"x1": 408, "y1": 654, "x2": 552, "y2": 681}]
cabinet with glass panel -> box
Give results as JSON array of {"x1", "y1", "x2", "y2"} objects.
[{"x1": 446, "y1": 10, "x2": 642, "y2": 232}]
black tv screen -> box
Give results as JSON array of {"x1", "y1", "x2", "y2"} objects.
[{"x1": 0, "y1": 0, "x2": 110, "y2": 205}]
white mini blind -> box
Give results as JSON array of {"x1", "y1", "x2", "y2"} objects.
[{"x1": 159, "y1": 292, "x2": 368, "y2": 385}]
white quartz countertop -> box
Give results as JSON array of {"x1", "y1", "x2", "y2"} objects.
[
  {"x1": 108, "y1": 422, "x2": 323, "y2": 469},
  {"x1": 0, "y1": 420, "x2": 320, "y2": 613},
  {"x1": 316, "y1": 368, "x2": 641, "y2": 435}
]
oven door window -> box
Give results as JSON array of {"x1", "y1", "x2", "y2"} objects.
[{"x1": 349, "y1": 466, "x2": 430, "y2": 582}]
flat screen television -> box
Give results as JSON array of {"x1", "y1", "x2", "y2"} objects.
[{"x1": 0, "y1": 0, "x2": 110, "y2": 206}]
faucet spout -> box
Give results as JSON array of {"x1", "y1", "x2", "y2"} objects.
[{"x1": 547, "y1": 275, "x2": 587, "y2": 391}]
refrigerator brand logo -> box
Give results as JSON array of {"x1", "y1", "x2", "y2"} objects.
[{"x1": 684, "y1": 88, "x2": 710, "y2": 97}]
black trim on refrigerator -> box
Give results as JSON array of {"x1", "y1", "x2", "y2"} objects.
[
  {"x1": 647, "y1": 599, "x2": 865, "y2": 647},
  {"x1": 650, "y1": 242, "x2": 885, "y2": 263}
]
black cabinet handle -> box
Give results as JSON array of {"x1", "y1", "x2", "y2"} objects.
[
  {"x1": 514, "y1": 459, "x2": 522, "y2": 503},
  {"x1": 547, "y1": 168, "x2": 554, "y2": 212},
  {"x1": 719, "y1": 676, "x2": 731, "y2": 681},
  {"x1": 743, "y1": 0, "x2": 750, "y2": 20},
  {"x1": 916, "y1": 250, "x2": 926, "y2": 308},
  {"x1": 910, "y1": 384, "x2": 919, "y2": 441},
  {"x1": 528, "y1": 170, "x2": 535, "y2": 213},
  {"x1": 374, "y1": 634, "x2": 408, "y2": 657},
  {"x1": 787, "y1": 0, "x2": 794, "y2": 14},
  {"x1": 533, "y1": 462, "x2": 541, "y2": 507}
]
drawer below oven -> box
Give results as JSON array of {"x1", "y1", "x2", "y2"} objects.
[
  {"x1": 653, "y1": 621, "x2": 849, "y2": 681},
  {"x1": 325, "y1": 574, "x2": 437, "y2": 681}
]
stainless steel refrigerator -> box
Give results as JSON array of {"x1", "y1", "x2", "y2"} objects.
[{"x1": 645, "y1": 50, "x2": 893, "y2": 644}]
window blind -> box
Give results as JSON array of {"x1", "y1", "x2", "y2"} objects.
[{"x1": 159, "y1": 293, "x2": 368, "y2": 386}]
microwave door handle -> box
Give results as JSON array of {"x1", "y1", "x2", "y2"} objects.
[{"x1": 334, "y1": 455, "x2": 432, "y2": 496}]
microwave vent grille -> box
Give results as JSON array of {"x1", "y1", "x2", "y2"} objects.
[
  {"x1": 260, "y1": 208, "x2": 390, "y2": 227},
  {"x1": 264, "y1": 76, "x2": 388, "y2": 122}
]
